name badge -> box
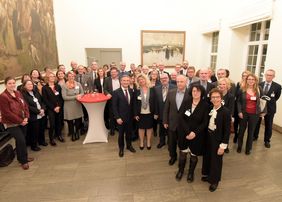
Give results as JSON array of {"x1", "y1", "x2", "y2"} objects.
[
  {"x1": 271, "y1": 92, "x2": 275, "y2": 97},
  {"x1": 33, "y1": 98, "x2": 38, "y2": 102},
  {"x1": 55, "y1": 91, "x2": 59, "y2": 96},
  {"x1": 185, "y1": 110, "x2": 191, "y2": 117},
  {"x1": 250, "y1": 96, "x2": 256, "y2": 101},
  {"x1": 84, "y1": 83, "x2": 88, "y2": 87},
  {"x1": 137, "y1": 96, "x2": 142, "y2": 100},
  {"x1": 75, "y1": 86, "x2": 79, "y2": 90},
  {"x1": 221, "y1": 100, "x2": 225, "y2": 105}
]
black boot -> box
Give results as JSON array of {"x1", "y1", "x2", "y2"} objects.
[
  {"x1": 75, "y1": 130, "x2": 80, "y2": 140},
  {"x1": 187, "y1": 155, "x2": 198, "y2": 183},
  {"x1": 71, "y1": 133, "x2": 75, "y2": 141},
  {"x1": 175, "y1": 151, "x2": 187, "y2": 181}
]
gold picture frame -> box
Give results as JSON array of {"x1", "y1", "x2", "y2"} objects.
[{"x1": 141, "y1": 30, "x2": 186, "y2": 67}]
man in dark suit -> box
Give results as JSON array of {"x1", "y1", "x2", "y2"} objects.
[
  {"x1": 189, "y1": 68, "x2": 215, "y2": 100},
  {"x1": 154, "y1": 73, "x2": 176, "y2": 148},
  {"x1": 158, "y1": 63, "x2": 170, "y2": 78},
  {"x1": 180, "y1": 60, "x2": 189, "y2": 76},
  {"x1": 104, "y1": 67, "x2": 121, "y2": 135},
  {"x1": 119, "y1": 61, "x2": 128, "y2": 78},
  {"x1": 87, "y1": 61, "x2": 98, "y2": 92},
  {"x1": 253, "y1": 69, "x2": 281, "y2": 148},
  {"x1": 186, "y1": 66, "x2": 199, "y2": 88},
  {"x1": 163, "y1": 75, "x2": 191, "y2": 165},
  {"x1": 112, "y1": 75, "x2": 136, "y2": 157}
]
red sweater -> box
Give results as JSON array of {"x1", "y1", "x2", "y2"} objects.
[{"x1": 0, "y1": 89, "x2": 29, "y2": 125}]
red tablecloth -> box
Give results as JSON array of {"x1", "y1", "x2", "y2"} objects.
[{"x1": 78, "y1": 93, "x2": 110, "y2": 103}]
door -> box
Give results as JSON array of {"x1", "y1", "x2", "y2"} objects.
[{"x1": 85, "y1": 48, "x2": 122, "y2": 67}]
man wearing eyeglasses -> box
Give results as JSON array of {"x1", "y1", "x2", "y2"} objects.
[{"x1": 253, "y1": 69, "x2": 281, "y2": 148}]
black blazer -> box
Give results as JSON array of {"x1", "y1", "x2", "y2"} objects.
[
  {"x1": 94, "y1": 77, "x2": 105, "y2": 93},
  {"x1": 237, "y1": 88, "x2": 265, "y2": 115},
  {"x1": 112, "y1": 88, "x2": 134, "y2": 123},
  {"x1": 260, "y1": 81, "x2": 281, "y2": 114},
  {"x1": 210, "y1": 106, "x2": 231, "y2": 144},
  {"x1": 134, "y1": 88, "x2": 156, "y2": 116},
  {"x1": 223, "y1": 92, "x2": 235, "y2": 116},
  {"x1": 42, "y1": 84, "x2": 63, "y2": 111},
  {"x1": 178, "y1": 99, "x2": 209, "y2": 155},
  {"x1": 154, "y1": 84, "x2": 176, "y2": 121},
  {"x1": 163, "y1": 88, "x2": 191, "y2": 131},
  {"x1": 22, "y1": 90, "x2": 46, "y2": 122}
]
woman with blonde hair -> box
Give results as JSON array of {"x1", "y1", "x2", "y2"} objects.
[
  {"x1": 61, "y1": 71, "x2": 84, "y2": 141},
  {"x1": 134, "y1": 74, "x2": 156, "y2": 150},
  {"x1": 236, "y1": 73, "x2": 264, "y2": 155}
]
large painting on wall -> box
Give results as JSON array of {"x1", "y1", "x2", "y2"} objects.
[
  {"x1": 141, "y1": 30, "x2": 185, "y2": 67},
  {"x1": 0, "y1": 0, "x2": 58, "y2": 81}
]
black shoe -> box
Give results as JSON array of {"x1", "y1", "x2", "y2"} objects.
[
  {"x1": 147, "y1": 146, "x2": 151, "y2": 150},
  {"x1": 169, "y1": 157, "x2": 177, "y2": 166},
  {"x1": 253, "y1": 137, "x2": 258, "y2": 141},
  {"x1": 127, "y1": 146, "x2": 136, "y2": 153},
  {"x1": 109, "y1": 130, "x2": 115, "y2": 136},
  {"x1": 225, "y1": 148, "x2": 229, "y2": 153},
  {"x1": 175, "y1": 170, "x2": 184, "y2": 181},
  {"x1": 31, "y1": 146, "x2": 41, "y2": 151},
  {"x1": 245, "y1": 150, "x2": 251, "y2": 155},
  {"x1": 119, "y1": 149, "x2": 124, "y2": 157},
  {"x1": 209, "y1": 183, "x2": 218, "y2": 192},
  {"x1": 75, "y1": 131, "x2": 80, "y2": 140},
  {"x1": 264, "y1": 142, "x2": 271, "y2": 148},
  {"x1": 157, "y1": 143, "x2": 165, "y2": 149},
  {"x1": 237, "y1": 147, "x2": 242, "y2": 153},
  {"x1": 201, "y1": 176, "x2": 208, "y2": 182},
  {"x1": 39, "y1": 142, "x2": 48, "y2": 146},
  {"x1": 50, "y1": 140, "x2": 57, "y2": 146},
  {"x1": 71, "y1": 134, "x2": 75, "y2": 142},
  {"x1": 58, "y1": 136, "x2": 65, "y2": 142},
  {"x1": 139, "y1": 146, "x2": 144, "y2": 150},
  {"x1": 187, "y1": 173, "x2": 194, "y2": 183}
]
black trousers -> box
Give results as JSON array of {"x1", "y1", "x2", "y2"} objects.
[
  {"x1": 254, "y1": 113, "x2": 275, "y2": 143},
  {"x1": 38, "y1": 117, "x2": 46, "y2": 144},
  {"x1": 47, "y1": 109, "x2": 62, "y2": 141},
  {"x1": 118, "y1": 121, "x2": 132, "y2": 149},
  {"x1": 202, "y1": 131, "x2": 223, "y2": 184},
  {"x1": 168, "y1": 130, "x2": 178, "y2": 159},
  {"x1": 238, "y1": 112, "x2": 259, "y2": 151},
  {"x1": 67, "y1": 118, "x2": 82, "y2": 135},
  {"x1": 27, "y1": 120, "x2": 40, "y2": 148},
  {"x1": 159, "y1": 120, "x2": 168, "y2": 144},
  {"x1": 7, "y1": 126, "x2": 28, "y2": 164}
]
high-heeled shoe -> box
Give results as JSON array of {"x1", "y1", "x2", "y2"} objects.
[
  {"x1": 147, "y1": 146, "x2": 151, "y2": 150},
  {"x1": 139, "y1": 146, "x2": 144, "y2": 150}
]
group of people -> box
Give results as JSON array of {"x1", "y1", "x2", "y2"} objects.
[{"x1": 0, "y1": 60, "x2": 281, "y2": 192}]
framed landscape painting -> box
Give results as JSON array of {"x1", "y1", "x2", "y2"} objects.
[{"x1": 141, "y1": 30, "x2": 185, "y2": 67}]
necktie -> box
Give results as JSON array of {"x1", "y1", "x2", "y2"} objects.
[
  {"x1": 263, "y1": 83, "x2": 269, "y2": 95},
  {"x1": 162, "y1": 86, "x2": 168, "y2": 102},
  {"x1": 79, "y1": 75, "x2": 82, "y2": 83},
  {"x1": 124, "y1": 90, "x2": 129, "y2": 104}
]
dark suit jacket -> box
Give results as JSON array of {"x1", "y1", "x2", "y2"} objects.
[
  {"x1": 223, "y1": 92, "x2": 235, "y2": 116},
  {"x1": 112, "y1": 88, "x2": 134, "y2": 123},
  {"x1": 104, "y1": 77, "x2": 119, "y2": 95},
  {"x1": 163, "y1": 88, "x2": 191, "y2": 131},
  {"x1": 260, "y1": 81, "x2": 281, "y2": 114},
  {"x1": 154, "y1": 84, "x2": 176, "y2": 121},
  {"x1": 94, "y1": 77, "x2": 105, "y2": 93},
  {"x1": 42, "y1": 84, "x2": 63, "y2": 111},
  {"x1": 210, "y1": 106, "x2": 231, "y2": 144},
  {"x1": 178, "y1": 99, "x2": 209, "y2": 155},
  {"x1": 22, "y1": 90, "x2": 46, "y2": 122},
  {"x1": 134, "y1": 88, "x2": 156, "y2": 116}
]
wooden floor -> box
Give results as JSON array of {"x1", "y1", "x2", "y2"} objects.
[{"x1": 1, "y1": 127, "x2": 282, "y2": 202}]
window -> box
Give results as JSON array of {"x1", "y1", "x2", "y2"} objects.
[
  {"x1": 210, "y1": 32, "x2": 219, "y2": 70},
  {"x1": 247, "y1": 20, "x2": 270, "y2": 81}
]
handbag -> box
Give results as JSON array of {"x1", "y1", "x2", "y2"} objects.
[{"x1": 259, "y1": 95, "x2": 270, "y2": 114}]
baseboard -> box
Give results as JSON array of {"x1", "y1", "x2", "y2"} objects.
[{"x1": 273, "y1": 124, "x2": 282, "y2": 134}]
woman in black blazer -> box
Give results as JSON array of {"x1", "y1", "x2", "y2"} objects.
[
  {"x1": 218, "y1": 78, "x2": 235, "y2": 153},
  {"x1": 202, "y1": 88, "x2": 230, "y2": 192},
  {"x1": 94, "y1": 67, "x2": 105, "y2": 93},
  {"x1": 21, "y1": 80, "x2": 47, "y2": 151},
  {"x1": 176, "y1": 84, "x2": 209, "y2": 182},
  {"x1": 236, "y1": 73, "x2": 265, "y2": 155},
  {"x1": 42, "y1": 72, "x2": 64, "y2": 146},
  {"x1": 134, "y1": 74, "x2": 156, "y2": 150}
]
